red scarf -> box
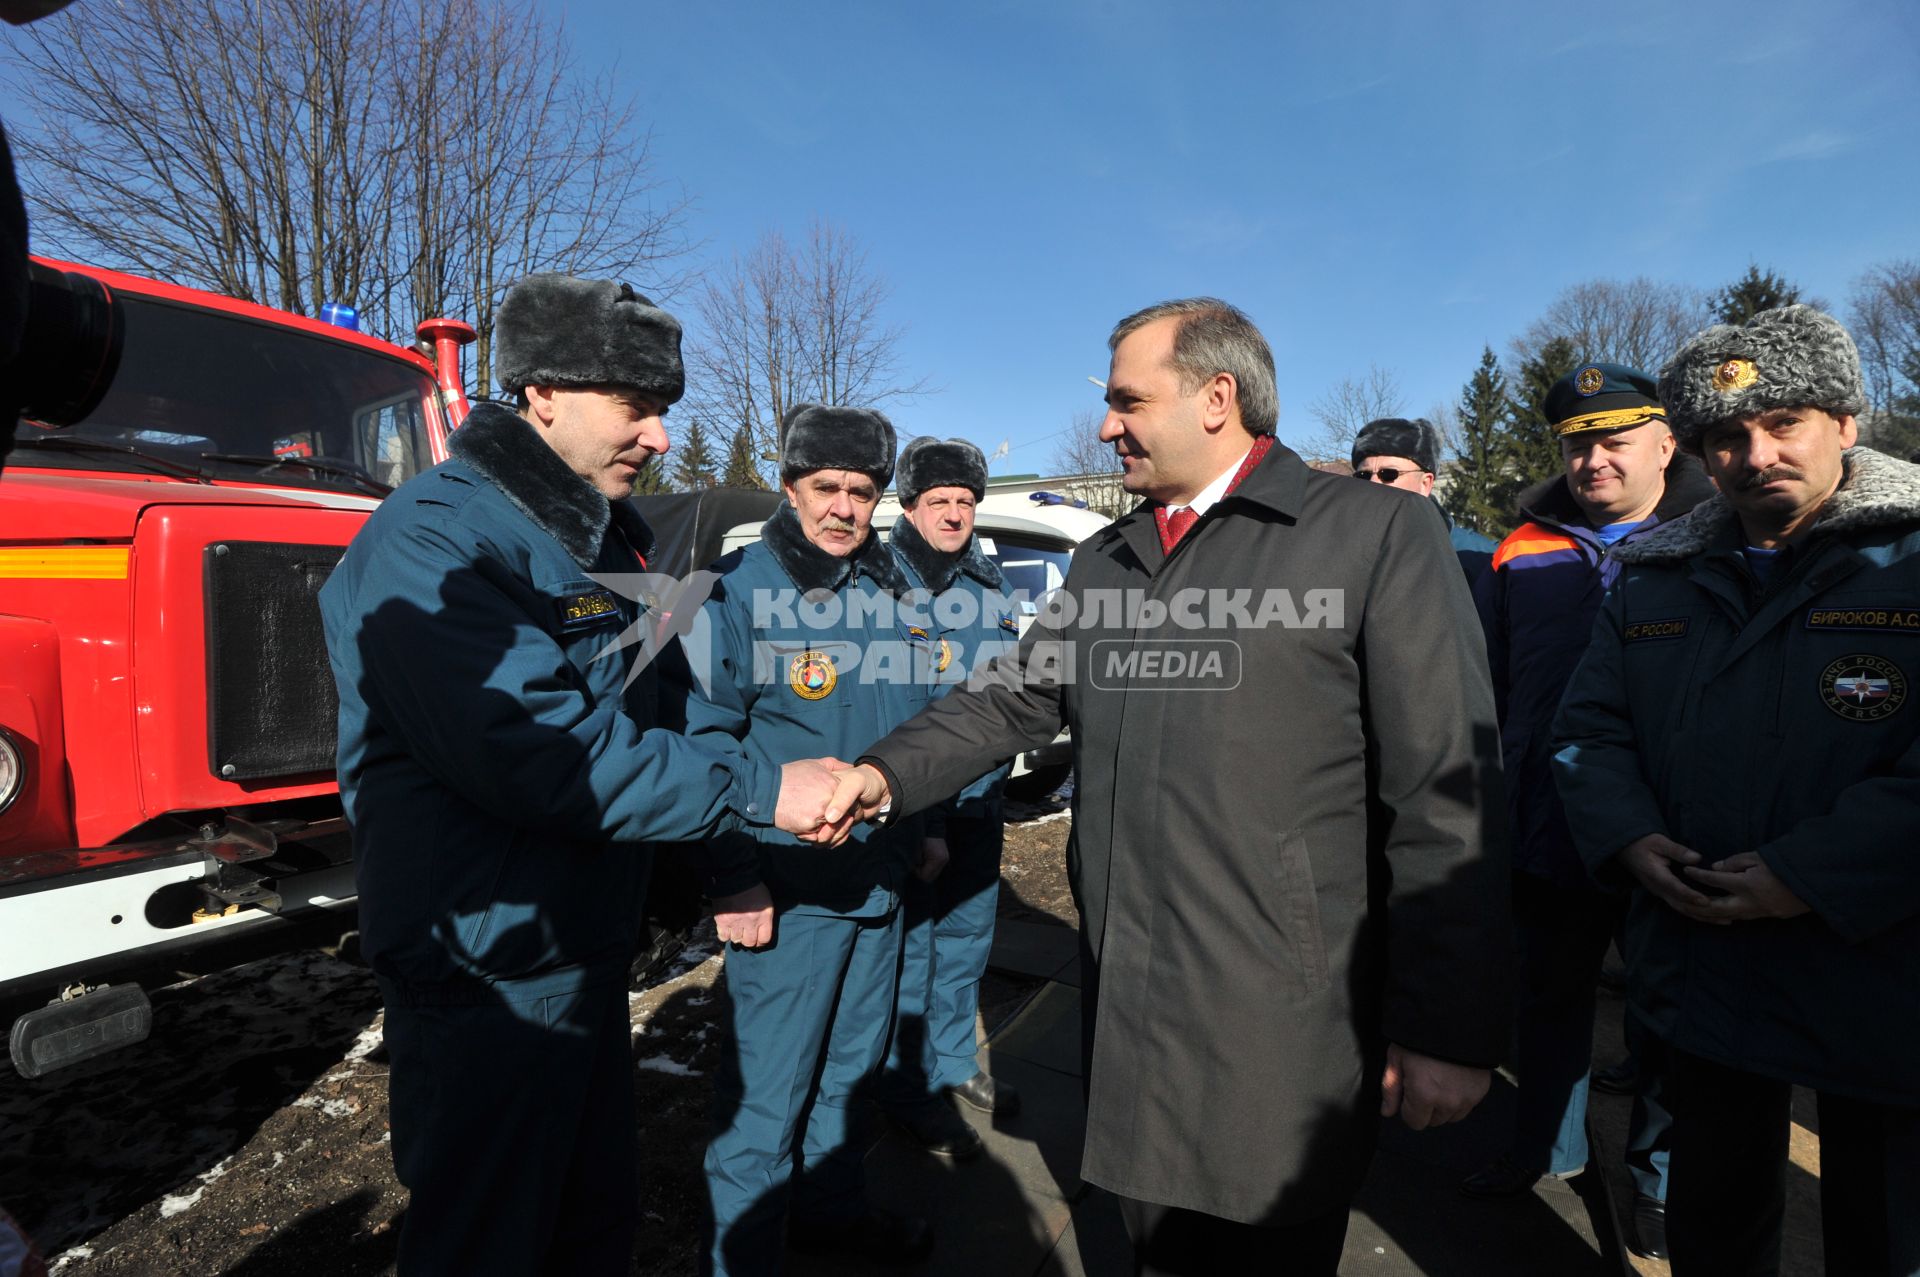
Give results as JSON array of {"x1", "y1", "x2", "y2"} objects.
[{"x1": 1153, "y1": 434, "x2": 1274, "y2": 554}]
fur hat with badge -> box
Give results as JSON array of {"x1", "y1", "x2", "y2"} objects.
[
  {"x1": 1658, "y1": 305, "x2": 1868, "y2": 450},
  {"x1": 1351, "y1": 417, "x2": 1441, "y2": 474},
  {"x1": 779, "y1": 403, "x2": 897, "y2": 486},
  {"x1": 896, "y1": 435, "x2": 988, "y2": 505},
  {"x1": 493, "y1": 273, "x2": 685, "y2": 404}
]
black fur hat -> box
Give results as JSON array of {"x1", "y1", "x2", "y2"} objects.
[
  {"x1": 1658, "y1": 305, "x2": 1868, "y2": 449},
  {"x1": 494, "y1": 273, "x2": 685, "y2": 403},
  {"x1": 1351, "y1": 417, "x2": 1440, "y2": 473},
  {"x1": 897, "y1": 435, "x2": 988, "y2": 504},
  {"x1": 778, "y1": 403, "x2": 897, "y2": 485}
]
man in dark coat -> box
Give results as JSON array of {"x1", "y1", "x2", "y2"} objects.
[
  {"x1": 1462, "y1": 364, "x2": 1712, "y2": 1261},
  {"x1": 320, "y1": 274, "x2": 847, "y2": 1276},
  {"x1": 1554, "y1": 306, "x2": 1920, "y2": 1275},
  {"x1": 827, "y1": 298, "x2": 1510, "y2": 1275}
]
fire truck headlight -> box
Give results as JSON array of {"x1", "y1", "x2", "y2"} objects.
[{"x1": 0, "y1": 730, "x2": 24, "y2": 816}]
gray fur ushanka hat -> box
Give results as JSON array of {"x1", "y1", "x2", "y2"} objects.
[
  {"x1": 1657, "y1": 305, "x2": 1867, "y2": 449},
  {"x1": 779, "y1": 403, "x2": 897, "y2": 485},
  {"x1": 494, "y1": 273, "x2": 685, "y2": 404},
  {"x1": 897, "y1": 435, "x2": 988, "y2": 504}
]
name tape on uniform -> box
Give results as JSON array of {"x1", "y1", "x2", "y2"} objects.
[{"x1": 1804, "y1": 607, "x2": 1920, "y2": 634}]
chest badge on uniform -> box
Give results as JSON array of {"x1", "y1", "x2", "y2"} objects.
[
  {"x1": 935, "y1": 638, "x2": 954, "y2": 673},
  {"x1": 789, "y1": 650, "x2": 838, "y2": 701},
  {"x1": 1817, "y1": 654, "x2": 1907, "y2": 722},
  {"x1": 998, "y1": 612, "x2": 1019, "y2": 634}
]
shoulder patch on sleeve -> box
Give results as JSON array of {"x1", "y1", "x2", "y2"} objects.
[{"x1": 1492, "y1": 521, "x2": 1582, "y2": 572}]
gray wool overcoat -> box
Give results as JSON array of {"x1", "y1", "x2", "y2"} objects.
[{"x1": 864, "y1": 441, "x2": 1510, "y2": 1225}]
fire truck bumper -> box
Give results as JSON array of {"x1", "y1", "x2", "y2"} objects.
[{"x1": 0, "y1": 817, "x2": 357, "y2": 1004}]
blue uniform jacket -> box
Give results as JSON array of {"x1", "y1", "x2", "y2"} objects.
[
  {"x1": 1553, "y1": 448, "x2": 1920, "y2": 1104},
  {"x1": 888, "y1": 515, "x2": 1018, "y2": 827},
  {"x1": 1477, "y1": 458, "x2": 1713, "y2": 888},
  {"x1": 1437, "y1": 498, "x2": 1497, "y2": 585},
  {"x1": 668, "y1": 503, "x2": 925, "y2": 917},
  {"x1": 320, "y1": 404, "x2": 778, "y2": 1002}
]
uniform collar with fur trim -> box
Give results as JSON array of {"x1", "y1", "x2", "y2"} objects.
[
  {"x1": 448, "y1": 401, "x2": 657, "y2": 570},
  {"x1": 1614, "y1": 447, "x2": 1920, "y2": 565},
  {"x1": 759, "y1": 501, "x2": 908, "y2": 595},
  {"x1": 888, "y1": 512, "x2": 1004, "y2": 594}
]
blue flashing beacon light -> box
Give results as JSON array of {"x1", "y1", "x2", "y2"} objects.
[{"x1": 320, "y1": 301, "x2": 361, "y2": 331}]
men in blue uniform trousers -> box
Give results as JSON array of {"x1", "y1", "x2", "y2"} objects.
[
  {"x1": 319, "y1": 274, "x2": 849, "y2": 1276},
  {"x1": 879, "y1": 436, "x2": 1023, "y2": 1159},
  {"x1": 1350, "y1": 417, "x2": 1497, "y2": 583},
  {"x1": 674, "y1": 404, "x2": 935, "y2": 1273},
  {"x1": 1554, "y1": 306, "x2": 1920, "y2": 1276},
  {"x1": 1461, "y1": 364, "x2": 1712, "y2": 1260}
]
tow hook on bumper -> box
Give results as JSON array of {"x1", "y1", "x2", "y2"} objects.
[
  {"x1": 195, "y1": 816, "x2": 284, "y2": 912},
  {"x1": 8, "y1": 983, "x2": 152, "y2": 1079}
]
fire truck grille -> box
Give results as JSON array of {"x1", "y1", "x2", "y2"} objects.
[{"x1": 205, "y1": 541, "x2": 344, "y2": 781}]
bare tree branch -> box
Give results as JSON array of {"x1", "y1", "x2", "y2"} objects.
[
  {"x1": 6, "y1": 0, "x2": 688, "y2": 398},
  {"x1": 1508, "y1": 277, "x2": 1704, "y2": 375},
  {"x1": 1304, "y1": 366, "x2": 1405, "y2": 465},
  {"x1": 1047, "y1": 410, "x2": 1129, "y2": 520},
  {"x1": 684, "y1": 219, "x2": 931, "y2": 485}
]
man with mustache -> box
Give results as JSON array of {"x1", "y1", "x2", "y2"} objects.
[
  {"x1": 1461, "y1": 365, "x2": 1711, "y2": 1260},
  {"x1": 672, "y1": 405, "x2": 937, "y2": 1274},
  {"x1": 320, "y1": 274, "x2": 851, "y2": 1276},
  {"x1": 1554, "y1": 306, "x2": 1920, "y2": 1275}
]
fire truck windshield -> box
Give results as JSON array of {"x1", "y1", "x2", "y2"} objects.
[{"x1": 15, "y1": 291, "x2": 441, "y2": 492}]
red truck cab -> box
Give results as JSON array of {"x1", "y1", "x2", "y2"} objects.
[{"x1": 0, "y1": 259, "x2": 473, "y2": 1076}]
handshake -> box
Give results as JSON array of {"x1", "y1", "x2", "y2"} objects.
[
  {"x1": 712, "y1": 759, "x2": 896, "y2": 950},
  {"x1": 774, "y1": 758, "x2": 893, "y2": 845}
]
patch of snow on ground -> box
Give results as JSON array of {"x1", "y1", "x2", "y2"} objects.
[
  {"x1": 48, "y1": 1245, "x2": 94, "y2": 1275},
  {"x1": 1016, "y1": 809, "x2": 1072, "y2": 827},
  {"x1": 635, "y1": 1055, "x2": 701, "y2": 1077},
  {"x1": 290, "y1": 1095, "x2": 359, "y2": 1118},
  {"x1": 158, "y1": 1154, "x2": 235, "y2": 1219},
  {"x1": 343, "y1": 1022, "x2": 384, "y2": 1061}
]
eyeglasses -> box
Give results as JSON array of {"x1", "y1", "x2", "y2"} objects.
[{"x1": 1353, "y1": 467, "x2": 1429, "y2": 484}]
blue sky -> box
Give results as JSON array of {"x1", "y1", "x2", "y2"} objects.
[{"x1": 576, "y1": 0, "x2": 1919, "y2": 470}]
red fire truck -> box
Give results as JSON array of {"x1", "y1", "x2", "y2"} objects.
[{"x1": 0, "y1": 258, "x2": 475, "y2": 1078}]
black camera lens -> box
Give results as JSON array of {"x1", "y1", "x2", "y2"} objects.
[{"x1": 13, "y1": 261, "x2": 125, "y2": 426}]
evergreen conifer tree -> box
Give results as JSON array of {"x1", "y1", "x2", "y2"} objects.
[
  {"x1": 631, "y1": 459, "x2": 668, "y2": 496},
  {"x1": 1443, "y1": 347, "x2": 1510, "y2": 537},
  {"x1": 672, "y1": 420, "x2": 718, "y2": 491},
  {"x1": 721, "y1": 425, "x2": 767, "y2": 489},
  {"x1": 1489, "y1": 336, "x2": 1581, "y2": 533},
  {"x1": 1710, "y1": 265, "x2": 1804, "y2": 326}
]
